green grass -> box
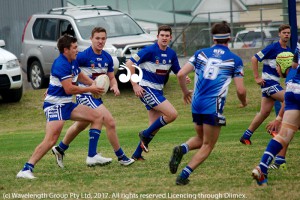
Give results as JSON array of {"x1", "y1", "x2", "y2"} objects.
[{"x1": 0, "y1": 65, "x2": 300, "y2": 200}]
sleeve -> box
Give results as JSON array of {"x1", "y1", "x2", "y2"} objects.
[
  {"x1": 254, "y1": 43, "x2": 274, "y2": 62},
  {"x1": 107, "y1": 53, "x2": 114, "y2": 73},
  {"x1": 52, "y1": 62, "x2": 73, "y2": 81},
  {"x1": 170, "y1": 52, "x2": 181, "y2": 74},
  {"x1": 187, "y1": 50, "x2": 201, "y2": 70},
  {"x1": 130, "y1": 46, "x2": 151, "y2": 65},
  {"x1": 233, "y1": 57, "x2": 244, "y2": 78},
  {"x1": 76, "y1": 51, "x2": 88, "y2": 67}
]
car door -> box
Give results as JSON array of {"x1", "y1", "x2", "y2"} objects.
[{"x1": 39, "y1": 18, "x2": 59, "y2": 76}]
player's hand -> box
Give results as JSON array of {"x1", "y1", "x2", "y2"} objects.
[
  {"x1": 266, "y1": 119, "x2": 281, "y2": 133},
  {"x1": 133, "y1": 84, "x2": 145, "y2": 97},
  {"x1": 90, "y1": 84, "x2": 105, "y2": 95},
  {"x1": 238, "y1": 99, "x2": 248, "y2": 108},
  {"x1": 183, "y1": 90, "x2": 193, "y2": 105},
  {"x1": 185, "y1": 76, "x2": 192, "y2": 84},
  {"x1": 254, "y1": 77, "x2": 265, "y2": 86},
  {"x1": 110, "y1": 85, "x2": 120, "y2": 96}
]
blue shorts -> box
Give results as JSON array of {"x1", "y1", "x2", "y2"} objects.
[
  {"x1": 285, "y1": 91, "x2": 300, "y2": 111},
  {"x1": 43, "y1": 102, "x2": 78, "y2": 122},
  {"x1": 192, "y1": 113, "x2": 226, "y2": 126},
  {"x1": 261, "y1": 84, "x2": 283, "y2": 98},
  {"x1": 140, "y1": 86, "x2": 166, "y2": 110},
  {"x1": 76, "y1": 94, "x2": 103, "y2": 109}
]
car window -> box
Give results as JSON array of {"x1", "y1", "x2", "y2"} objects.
[
  {"x1": 40, "y1": 18, "x2": 58, "y2": 41},
  {"x1": 76, "y1": 14, "x2": 144, "y2": 39},
  {"x1": 270, "y1": 30, "x2": 278, "y2": 38},
  {"x1": 244, "y1": 31, "x2": 266, "y2": 42},
  {"x1": 60, "y1": 20, "x2": 75, "y2": 37},
  {"x1": 32, "y1": 19, "x2": 43, "y2": 39}
]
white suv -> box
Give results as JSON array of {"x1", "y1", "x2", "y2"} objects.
[
  {"x1": 20, "y1": 5, "x2": 156, "y2": 89},
  {"x1": 0, "y1": 40, "x2": 23, "y2": 102},
  {"x1": 233, "y1": 27, "x2": 278, "y2": 49}
]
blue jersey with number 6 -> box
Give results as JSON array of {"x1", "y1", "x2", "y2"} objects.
[{"x1": 189, "y1": 44, "x2": 244, "y2": 114}]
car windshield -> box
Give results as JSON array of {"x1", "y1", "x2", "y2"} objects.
[{"x1": 75, "y1": 14, "x2": 145, "y2": 39}]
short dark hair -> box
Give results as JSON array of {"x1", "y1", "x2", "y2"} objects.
[
  {"x1": 158, "y1": 25, "x2": 172, "y2": 35},
  {"x1": 57, "y1": 34, "x2": 77, "y2": 53},
  {"x1": 278, "y1": 24, "x2": 291, "y2": 33},
  {"x1": 91, "y1": 27, "x2": 107, "y2": 38},
  {"x1": 211, "y1": 21, "x2": 231, "y2": 44}
]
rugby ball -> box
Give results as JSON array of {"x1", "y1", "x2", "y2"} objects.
[
  {"x1": 92, "y1": 74, "x2": 110, "y2": 99},
  {"x1": 276, "y1": 52, "x2": 294, "y2": 75}
]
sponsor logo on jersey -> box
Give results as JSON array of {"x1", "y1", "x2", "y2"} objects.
[
  {"x1": 161, "y1": 53, "x2": 167, "y2": 57},
  {"x1": 133, "y1": 54, "x2": 140, "y2": 62},
  {"x1": 156, "y1": 69, "x2": 168, "y2": 75},
  {"x1": 257, "y1": 51, "x2": 264, "y2": 59}
]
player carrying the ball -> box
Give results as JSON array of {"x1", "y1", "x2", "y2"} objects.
[
  {"x1": 240, "y1": 24, "x2": 292, "y2": 145},
  {"x1": 17, "y1": 35, "x2": 105, "y2": 179},
  {"x1": 52, "y1": 27, "x2": 134, "y2": 168}
]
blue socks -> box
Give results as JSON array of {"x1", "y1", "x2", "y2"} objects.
[
  {"x1": 242, "y1": 129, "x2": 253, "y2": 140},
  {"x1": 132, "y1": 142, "x2": 143, "y2": 158},
  {"x1": 143, "y1": 116, "x2": 167, "y2": 138},
  {"x1": 180, "y1": 166, "x2": 193, "y2": 179},
  {"x1": 58, "y1": 141, "x2": 69, "y2": 152},
  {"x1": 88, "y1": 129, "x2": 101, "y2": 157},
  {"x1": 259, "y1": 139, "x2": 283, "y2": 174},
  {"x1": 181, "y1": 143, "x2": 189, "y2": 154},
  {"x1": 22, "y1": 162, "x2": 34, "y2": 172},
  {"x1": 115, "y1": 148, "x2": 129, "y2": 161}
]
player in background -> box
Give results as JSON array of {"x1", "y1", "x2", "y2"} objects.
[
  {"x1": 17, "y1": 35, "x2": 105, "y2": 179},
  {"x1": 252, "y1": 43, "x2": 300, "y2": 186},
  {"x1": 240, "y1": 24, "x2": 291, "y2": 145},
  {"x1": 52, "y1": 27, "x2": 134, "y2": 168},
  {"x1": 169, "y1": 21, "x2": 247, "y2": 185},
  {"x1": 264, "y1": 44, "x2": 298, "y2": 170},
  {"x1": 126, "y1": 25, "x2": 189, "y2": 161}
]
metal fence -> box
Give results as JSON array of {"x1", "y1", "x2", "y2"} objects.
[{"x1": 170, "y1": 5, "x2": 291, "y2": 57}]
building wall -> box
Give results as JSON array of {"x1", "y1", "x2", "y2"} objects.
[{"x1": 0, "y1": 0, "x2": 66, "y2": 58}]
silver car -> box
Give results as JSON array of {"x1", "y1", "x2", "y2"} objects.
[{"x1": 20, "y1": 5, "x2": 156, "y2": 89}]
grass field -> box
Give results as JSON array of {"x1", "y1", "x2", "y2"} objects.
[{"x1": 0, "y1": 65, "x2": 300, "y2": 200}]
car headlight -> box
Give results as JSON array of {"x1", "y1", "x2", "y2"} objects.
[{"x1": 6, "y1": 59, "x2": 20, "y2": 69}]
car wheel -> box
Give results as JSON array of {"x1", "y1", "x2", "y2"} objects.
[
  {"x1": 0, "y1": 86, "x2": 23, "y2": 102},
  {"x1": 29, "y1": 61, "x2": 47, "y2": 89}
]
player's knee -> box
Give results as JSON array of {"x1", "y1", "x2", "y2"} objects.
[
  {"x1": 104, "y1": 116, "x2": 116, "y2": 129},
  {"x1": 259, "y1": 110, "x2": 271, "y2": 118},
  {"x1": 168, "y1": 110, "x2": 178, "y2": 122}
]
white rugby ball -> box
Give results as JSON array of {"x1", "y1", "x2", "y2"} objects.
[{"x1": 92, "y1": 74, "x2": 110, "y2": 99}]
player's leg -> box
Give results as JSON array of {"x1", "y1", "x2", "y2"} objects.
[
  {"x1": 139, "y1": 100, "x2": 178, "y2": 152},
  {"x1": 70, "y1": 104, "x2": 111, "y2": 167},
  {"x1": 52, "y1": 121, "x2": 90, "y2": 168},
  {"x1": 176, "y1": 123, "x2": 221, "y2": 185},
  {"x1": 98, "y1": 104, "x2": 134, "y2": 166},
  {"x1": 252, "y1": 110, "x2": 300, "y2": 185},
  {"x1": 240, "y1": 96, "x2": 274, "y2": 144},
  {"x1": 17, "y1": 121, "x2": 64, "y2": 179},
  {"x1": 169, "y1": 123, "x2": 203, "y2": 174}
]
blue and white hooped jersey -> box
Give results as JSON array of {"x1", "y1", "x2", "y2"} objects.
[
  {"x1": 44, "y1": 54, "x2": 81, "y2": 107},
  {"x1": 286, "y1": 43, "x2": 300, "y2": 94},
  {"x1": 76, "y1": 46, "x2": 114, "y2": 95},
  {"x1": 255, "y1": 41, "x2": 291, "y2": 88},
  {"x1": 189, "y1": 44, "x2": 244, "y2": 115},
  {"x1": 130, "y1": 42, "x2": 181, "y2": 91}
]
